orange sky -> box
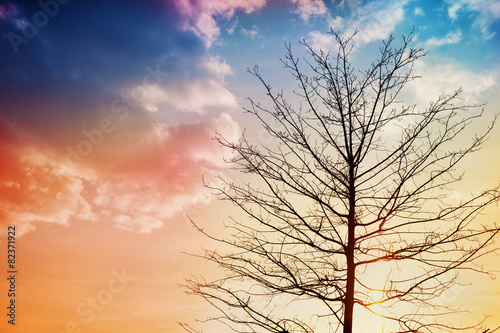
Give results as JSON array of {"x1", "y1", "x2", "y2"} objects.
[
  {"x1": 1, "y1": 190, "x2": 499, "y2": 333},
  {"x1": 1, "y1": 124, "x2": 500, "y2": 332}
]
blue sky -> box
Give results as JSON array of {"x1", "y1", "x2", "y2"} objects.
[{"x1": 1, "y1": 0, "x2": 499, "y2": 133}]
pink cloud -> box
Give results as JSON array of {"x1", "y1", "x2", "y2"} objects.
[
  {"x1": 0, "y1": 113, "x2": 240, "y2": 235},
  {"x1": 0, "y1": 3, "x2": 18, "y2": 20},
  {"x1": 0, "y1": 123, "x2": 93, "y2": 235},
  {"x1": 90, "y1": 113, "x2": 240, "y2": 232}
]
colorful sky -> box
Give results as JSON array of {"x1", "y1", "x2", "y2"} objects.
[{"x1": 0, "y1": 0, "x2": 499, "y2": 332}]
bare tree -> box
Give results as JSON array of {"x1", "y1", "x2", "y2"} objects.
[{"x1": 182, "y1": 30, "x2": 500, "y2": 333}]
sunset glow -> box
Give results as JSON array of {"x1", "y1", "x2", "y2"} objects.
[{"x1": 1, "y1": 0, "x2": 499, "y2": 332}]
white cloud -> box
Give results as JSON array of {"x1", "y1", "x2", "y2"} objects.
[
  {"x1": 203, "y1": 113, "x2": 241, "y2": 166},
  {"x1": 201, "y1": 56, "x2": 234, "y2": 80},
  {"x1": 227, "y1": 17, "x2": 239, "y2": 34},
  {"x1": 329, "y1": 15, "x2": 344, "y2": 31},
  {"x1": 175, "y1": 0, "x2": 267, "y2": 47},
  {"x1": 159, "y1": 79, "x2": 238, "y2": 114},
  {"x1": 406, "y1": 59, "x2": 499, "y2": 104},
  {"x1": 307, "y1": 30, "x2": 336, "y2": 52},
  {"x1": 446, "y1": 0, "x2": 500, "y2": 39},
  {"x1": 128, "y1": 84, "x2": 167, "y2": 113},
  {"x1": 336, "y1": 0, "x2": 363, "y2": 8},
  {"x1": 424, "y1": 29, "x2": 462, "y2": 48},
  {"x1": 414, "y1": 7, "x2": 424, "y2": 16},
  {"x1": 191, "y1": 12, "x2": 220, "y2": 47},
  {"x1": 122, "y1": 57, "x2": 237, "y2": 114},
  {"x1": 348, "y1": 0, "x2": 408, "y2": 44},
  {"x1": 242, "y1": 25, "x2": 260, "y2": 39},
  {"x1": 307, "y1": 0, "x2": 409, "y2": 50},
  {"x1": 448, "y1": 3, "x2": 462, "y2": 20},
  {"x1": 290, "y1": 0, "x2": 328, "y2": 21},
  {"x1": 318, "y1": 0, "x2": 409, "y2": 46}
]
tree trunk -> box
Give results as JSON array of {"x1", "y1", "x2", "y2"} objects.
[
  {"x1": 344, "y1": 241, "x2": 355, "y2": 333},
  {"x1": 344, "y1": 177, "x2": 356, "y2": 333}
]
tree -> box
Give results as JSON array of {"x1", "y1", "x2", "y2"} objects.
[{"x1": 182, "y1": 30, "x2": 500, "y2": 333}]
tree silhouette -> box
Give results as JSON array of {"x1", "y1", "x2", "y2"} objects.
[{"x1": 182, "y1": 30, "x2": 500, "y2": 333}]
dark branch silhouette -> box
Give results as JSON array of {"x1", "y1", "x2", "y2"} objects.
[{"x1": 182, "y1": 30, "x2": 500, "y2": 333}]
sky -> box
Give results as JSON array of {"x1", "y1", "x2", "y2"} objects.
[{"x1": 0, "y1": 0, "x2": 499, "y2": 332}]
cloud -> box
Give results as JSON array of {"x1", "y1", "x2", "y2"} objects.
[
  {"x1": 202, "y1": 56, "x2": 234, "y2": 80},
  {"x1": 0, "y1": 0, "x2": 243, "y2": 237},
  {"x1": 174, "y1": 0, "x2": 267, "y2": 47},
  {"x1": 83, "y1": 112, "x2": 241, "y2": 233},
  {"x1": 424, "y1": 29, "x2": 462, "y2": 48},
  {"x1": 290, "y1": 0, "x2": 328, "y2": 21},
  {"x1": 329, "y1": 15, "x2": 344, "y2": 30},
  {"x1": 414, "y1": 7, "x2": 424, "y2": 16},
  {"x1": 307, "y1": 30, "x2": 336, "y2": 52},
  {"x1": 0, "y1": 0, "x2": 207, "y2": 134},
  {"x1": 227, "y1": 17, "x2": 239, "y2": 34},
  {"x1": 448, "y1": 3, "x2": 462, "y2": 20},
  {"x1": 0, "y1": 3, "x2": 19, "y2": 21},
  {"x1": 337, "y1": 0, "x2": 363, "y2": 8},
  {"x1": 123, "y1": 79, "x2": 238, "y2": 115},
  {"x1": 0, "y1": 124, "x2": 94, "y2": 235},
  {"x1": 405, "y1": 58, "x2": 499, "y2": 104},
  {"x1": 0, "y1": 112, "x2": 240, "y2": 236},
  {"x1": 446, "y1": 0, "x2": 500, "y2": 39},
  {"x1": 120, "y1": 57, "x2": 238, "y2": 115},
  {"x1": 242, "y1": 25, "x2": 259, "y2": 39},
  {"x1": 308, "y1": 0, "x2": 409, "y2": 48},
  {"x1": 347, "y1": 0, "x2": 408, "y2": 44}
]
